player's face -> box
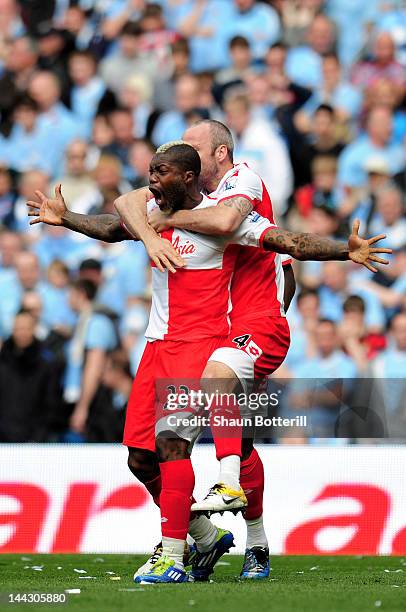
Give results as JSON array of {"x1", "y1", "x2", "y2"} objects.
[
  {"x1": 149, "y1": 156, "x2": 187, "y2": 211},
  {"x1": 183, "y1": 125, "x2": 217, "y2": 191}
]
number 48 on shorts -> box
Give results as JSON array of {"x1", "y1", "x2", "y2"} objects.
[{"x1": 232, "y1": 334, "x2": 263, "y2": 361}]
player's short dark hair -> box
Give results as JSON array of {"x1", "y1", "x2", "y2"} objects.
[
  {"x1": 229, "y1": 35, "x2": 250, "y2": 49},
  {"x1": 192, "y1": 119, "x2": 234, "y2": 162},
  {"x1": 157, "y1": 144, "x2": 201, "y2": 177},
  {"x1": 71, "y1": 278, "x2": 98, "y2": 301},
  {"x1": 343, "y1": 295, "x2": 365, "y2": 313},
  {"x1": 120, "y1": 21, "x2": 143, "y2": 37}
]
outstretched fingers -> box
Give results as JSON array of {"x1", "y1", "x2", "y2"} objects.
[
  {"x1": 26, "y1": 200, "x2": 41, "y2": 211},
  {"x1": 368, "y1": 233, "x2": 386, "y2": 245},
  {"x1": 351, "y1": 218, "x2": 361, "y2": 236},
  {"x1": 368, "y1": 254, "x2": 389, "y2": 265}
]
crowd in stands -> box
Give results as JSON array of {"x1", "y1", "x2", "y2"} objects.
[{"x1": 0, "y1": 0, "x2": 405, "y2": 442}]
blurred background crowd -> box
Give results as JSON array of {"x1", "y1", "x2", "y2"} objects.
[{"x1": 0, "y1": 0, "x2": 405, "y2": 443}]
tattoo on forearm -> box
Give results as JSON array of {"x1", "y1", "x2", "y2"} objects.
[
  {"x1": 63, "y1": 211, "x2": 128, "y2": 243},
  {"x1": 222, "y1": 196, "x2": 253, "y2": 218},
  {"x1": 263, "y1": 229, "x2": 349, "y2": 261}
]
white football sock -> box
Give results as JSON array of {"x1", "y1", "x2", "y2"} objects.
[
  {"x1": 246, "y1": 515, "x2": 268, "y2": 549},
  {"x1": 189, "y1": 515, "x2": 218, "y2": 553},
  {"x1": 218, "y1": 455, "x2": 241, "y2": 490},
  {"x1": 162, "y1": 536, "x2": 185, "y2": 569}
]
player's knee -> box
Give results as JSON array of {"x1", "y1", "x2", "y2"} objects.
[
  {"x1": 156, "y1": 436, "x2": 190, "y2": 462},
  {"x1": 127, "y1": 447, "x2": 159, "y2": 482}
]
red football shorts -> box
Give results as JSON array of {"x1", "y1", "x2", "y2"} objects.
[
  {"x1": 208, "y1": 315, "x2": 291, "y2": 386},
  {"x1": 123, "y1": 336, "x2": 226, "y2": 451}
]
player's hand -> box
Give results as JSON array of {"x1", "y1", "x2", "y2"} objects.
[
  {"x1": 70, "y1": 403, "x2": 88, "y2": 434},
  {"x1": 348, "y1": 219, "x2": 392, "y2": 273},
  {"x1": 26, "y1": 183, "x2": 67, "y2": 226},
  {"x1": 148, "y1": 207, "x2": 173, "y2": 233},
  {"x1": 144, "y1": 234, "x2": 185, "y2": 273}
]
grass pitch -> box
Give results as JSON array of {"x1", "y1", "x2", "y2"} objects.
[{"x1": 1, "y1": 554, "x2": 406, "y2": 612}]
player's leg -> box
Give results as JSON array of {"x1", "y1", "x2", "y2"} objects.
[
  {"x1": 239, "y1": 436, "x2": 270, "y2": 579},
  {"x1": 127, "y1": 447, "x2": 161, "y2": 507},
  {"x1": 135, "y1": 436, "x2": 195, "y2": 584}
]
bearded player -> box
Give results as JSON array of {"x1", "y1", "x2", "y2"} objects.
[{"x1": 28, "y1": 144, "x2": 390, "y2": 584}]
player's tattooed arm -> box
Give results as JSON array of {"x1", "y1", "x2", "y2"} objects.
[
  {"x1": 262, "y1": 220, "x2": 392, "y2": 272},
  {"x1": 149, "y1": 196, "x2": 253, "y2": 236},
  {"x1": 27, "y1": 184, "x2": 129, "y2": 242}
]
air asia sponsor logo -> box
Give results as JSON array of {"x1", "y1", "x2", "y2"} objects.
[
  {"x1": 1, "y1": 481, "x2": 406, "y2": 553},
  {"x1": 172, "y1": 235, "x2": 196, "y2": 256}
]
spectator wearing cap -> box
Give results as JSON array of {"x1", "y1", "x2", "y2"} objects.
[
  {"x1": 338, "y1": 106, "x2": 405, "y2": 190},
  {"x1": 99, "y1": 21, "x2": 157, "y2": 96},
  {"x1": 285, "y1": 13, "x2": 336, "y2": 89},
  {"x1": 224, "y1": 91, "x2": 293, "y2": 214},
  {"x1": 36, "y1": 27, "x2": 73, "y2": 93},
  {"x1": 64, "y1": 279, "x2": 118, "y2": 438}
]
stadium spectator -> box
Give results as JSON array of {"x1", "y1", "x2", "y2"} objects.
[
  {"x1": 118, "y1": 74, "x2": 154, "y2": 138},
  {"x1": 215, "y1": 35, "x2": 253, "y2": 91},
  {"x1": 0, "y1": 230, "x2": 22, "y2": 285},
  {"x1": 338, "y1": 295, "x2": 387, "y2": 372},
  {"x1": 291, "y1": 104, "x2": 346, "y2": 187},
  {"x1": 227, "y1": 0, "x2": 281, "y2": 62},
  {"x1": 63, "y1": 278, "x2": 118, "y2": 438},
  {"x1": 318, "y1": 261, "x2": 386, "y2": 332},
  {"x1": 351, "y1": 31, "x2": 406, "y2": 92},
  {"x1": 28, "y1": 70, "x2": 83, "y2": 176},
  {"x1": 224, "y1": 91, "x2": 293, "y2": 213},
  {"x1": 51, "y1": 140, "x2": 97, "y2": 208},
  {"x1": 338, "y1": 106, "x2": 405, "y2": 190},
  {"x1": 103, "y1": 108, "x2": 136, "y2": 181},
  {"x1": 99, "y1": 21, "x2": 157, "y2": 95},
  {"x1": 368, "y1": 184, "x2": 406, "y2": 249},
  {"x1": 0, "y1": 167, "x2": 15, "y2": 227},
  {"x1": 0, "y1": 309, "x2": 62, "y2": 442},
  {"x1": 299, "y1": 53, "x2": 362, "y2": 123},
  {"x1": 129, "y1": 139, "x2": 155, "y2": 189},
  {"x1": 286, "y1": 318, "x2": 357, "y2": 437},
  {"x1": 152, "y1": 73, "x2": 203, "y2": 146},
  {"x1": 68, "y1": 50, "x2": 110, "y2": 138},
  {"x1": 0, "y1": 35, "x2": 39, "y2": 136},
  {"x1": 285, "y1": 13, "x2": 336, "y2": 88}
]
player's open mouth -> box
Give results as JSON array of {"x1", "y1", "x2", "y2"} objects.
[{"x1": 149, "y1": 186, "x2": 164, "y2": 207}]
